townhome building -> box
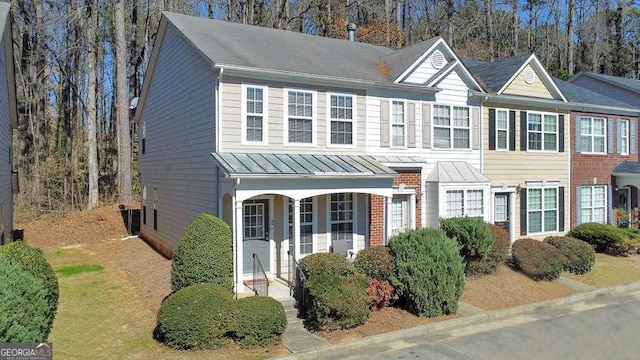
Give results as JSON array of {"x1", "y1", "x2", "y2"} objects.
[{"x1": 569, "y1": 71, "x2": 640, "y2": 109}]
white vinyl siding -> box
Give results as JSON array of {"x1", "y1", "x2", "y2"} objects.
[
  {"x1": 578, "y1": 186, "x2": 607, "y2": 224},
  {"x1": 527, "y1": 187, "x2": 558, "y2": 234},
  {"x1": 528, "y1": 112, "x2": 558, "y2": 151},
  {"x1": 328, "y1": 93, "x2": 355, "y2": 146},
  {"x1": 242, "y1": 84, "x2": 267, "y2": 144},
  {"x1": 433, "y1": 104, "x2": 470, "y2": 149},
  {"x1": 391, "y1": 100, "x2": 406, "y2": 148},
  {"x1": 284, "y1": 89, "x2": 316, "y2": 146},
  {"x1": 496, "y1": 109, "x2": 508, "y2": 150},
  {"x1": 579, "y1": 116, "x2": 606, "y2": 154}
]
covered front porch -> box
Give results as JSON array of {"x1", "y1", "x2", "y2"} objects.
[
  {"x1": 212, "y1": 153, "x2": 397, "y2": 294},
  {"x1": 612, "y1": 161, "x2": 640, "y2": 227}
]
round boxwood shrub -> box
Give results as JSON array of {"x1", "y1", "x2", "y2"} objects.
[
  {"x1": 544, "y1": 236, "x2": 595, "y2": 274},
  {"x1": 389, "y1": 228, "x2": 465, "y2": 317},
  {"x1": 298, "y1": 252, "x2": 355, "y2": 278},
  {"x1": 0, "y1": 241, "x2": 59, "y2": 335},
  {"x1": 156, "y1": 283, "x2": 234, "y2": 349},
  {"x1": 512, "y1": 238, "x2": 565, "y2": 281},
  {"x1": 233, "y1": 296, "x2": 287, "y2": 348},
  {"x1": 567, "y1": 223, "x2": 633, "y2": 256},
  {"x1": 305, "y1": 274, "x2": 370, "y2": 330},
  {"x1": 0, "y1": 254, "x2": 49, "y2": 342},
  {"x1": 440, "y1": 217, "x2": 494, "y2": 266},
  {"x1": 171, "y1": 213, "x2": 233, "y2": 292},
  {"x1": 353, "y1": 246, "x2": 395, "y2": 282},
  {"x1": 465, "y1": 224, "x2": 510, "y2": 276}
]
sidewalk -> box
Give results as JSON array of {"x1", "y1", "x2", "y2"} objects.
[{"x1": 276, "y1": 277, "x2": 640, "y2": 360}]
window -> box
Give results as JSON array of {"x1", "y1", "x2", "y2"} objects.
[
  {"x1": 579, "y1": 117, "x2": 606, "y2": 153},
  {"x1": 494, "y1": 194, "x2": 508, "y2": 222},
  {"x1": 329, "y1": 94, "x2": 354, "y2": 145},
  {"x1": 496, "y1": 109, "x2": 508, "y2": 150},
  {"x1": 141, "y1": 122, "x2": 146, "y2": 154},
  {"x1": 244, "y1": 85, "x2": 266, "y2": 143},
  {"x1": 527, "y1": 187, "x2": 558, "y2": 233},
  {"x1": 433, "y1": 105, "x2": 470, "y2": 149},
  {"x1": 244, "y1": 203, "x2": 265, "y2": 239},
  {"x1": 528, "y1": 112, "x2": 557, "y2": 151},
  {"x1": 579, "y1": 186, "x2": 606, "y2": 224},
  {"x1": 620, "y1": 120, "x2": 629, "y2": 155},
  {"x1": 391, "y1": 101, "x2": 405, "y2": 147},
  {"x1": 286, "y1": 90, "x2": 314, "y2": 144},
  {"x1": 445, "y1": 189, "x2": 484, "y2": 218},
  {"x1": 391, "y1": 198, "x2": 404, "y2": 230},
  {"x1": 331, "y1": 193, "x2": 354, "y2": 250},
  {"x1": 288, "y1": 198, "x2": 314, "y2": 255}
]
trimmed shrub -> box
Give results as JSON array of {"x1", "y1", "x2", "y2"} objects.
[
  {"x1": 298, "y1": 252, "x2": 355, "y2": 278},
  {"x1": 440, "y1": 217, "x2": 494, "y2": 265},
  {"x1": 171, "y1": 214, "x2": 233, "y2": 292},
  {"x1": 389, "y1": 228, "x2": 465, "y2": 317},
  {"x1": 544, "y1": 236, "x2": 596, "y2": 274},
  {"x1": 568, "y1": 223, "x2": 633, "y2": 256},
  {"x1": 465, "y1": 224, "x2": 511, "y2": 276},
  {"x1": 306, "y1": 274, "x2": 370, "y2": 330},
  {"x1": 233, "y1": 296, "x2": 287, "y2": 348},
  {"x1": 156, "y1": 283, "x2": 235, "y2": 349},
  {"x1": 512, "y1": 238, "x2": 565, "y2": 281},
  {"x1": 0, "y1": 254, "x2": 49, "y2": 342},
  {"x1": 353, "y1": 246, "x2": 395, "y2": 282},
  {"x1": 0, "y1": 241, "x2": 59, "y2": 335}
]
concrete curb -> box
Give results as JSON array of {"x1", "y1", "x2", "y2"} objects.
[{"x1": 274, "y1": 280, "x2": 640, "y2": 360}]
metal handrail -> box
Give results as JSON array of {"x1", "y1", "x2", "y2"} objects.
[
  {"x1": 287, "y1": 250, "x2": 307, "y2": 317},
  {"x1": 251, "y1": 253, "x2": 269, "y2": 296}
]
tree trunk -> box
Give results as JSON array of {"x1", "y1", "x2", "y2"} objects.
[
  {"x1": 87, "y1": 0, "x2": 98, "y2": 209},
  {"x1": 115, "y1": 0, "x2": 132, "y2": 203},
  {"x1": 486, "y1": 0, "x2": 494, "y2": 61},
  {"x1": 446, "y1": 0, "x2": 454, "y2": 46},
  {"x1": 567, "y1": 0, "x2": 574, "y2": 75},
  {"x1": 513, "y1": 0, "x2": 519, "y2": 55}
]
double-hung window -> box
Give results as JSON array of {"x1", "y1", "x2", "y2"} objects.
[
  {"x1": 391, "y1": 101, "x2": 406, "y2": 147},
  {"x1": 578, "y1": 186, "x2": 606, "y2": 224},
  {"x1": 433, "y1": 105, "x2": 470, "y2": 149},
  {"x1": 331, "y1": 193, "x2": 354, "y2": 250},
  {"x1": 244, "y1": 85, "x2": 267, "y2": 143},
  {"x1": 445, "y1": 189, "x2": 484, "y2": 218},
  {"x1": 329, "y1": 94, "x2": 354, "y2": 145},
  {"x1": 286, "y1": 90, "x2": 314, "y2": 144},
  {"x1": 527, "y1": 187, "x2": 558, "y2": 233},
  {"x1": 579, "y1": 117, "x2": 606, "y2": 153},
  {"x1": 288, "y1": 198, "x2": 314, "y2": 255},
  {"x1": 528, "y1": 112, "x2": 557, "y2": 151},
  {"x1": 496, "y1": 109, "x2": 508, "y2": 150},
  {"x1": 620, "y1": 119, "x2": 629, "y2": 155}
]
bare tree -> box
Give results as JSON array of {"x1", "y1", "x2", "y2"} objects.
[
  {"x1": 87, "y1": 0, "x2": 98, "y2": 209},
  {"x1": 115, "y1": 0, "x2": 132, "y2": 203}
]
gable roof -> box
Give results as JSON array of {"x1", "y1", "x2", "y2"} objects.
[
  {"x1": 381, "y1": 37, "x2": 440, "y2": 81},
  {"x1": 569, "y1": 71, "x2": 640, "y2": 94},
  {"x1": 554, "y1": 78, "x2": 638, "y2": 110}
]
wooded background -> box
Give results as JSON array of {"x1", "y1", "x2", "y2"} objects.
[{"x1": 9, "y1": 0, "x2": 640, "y2": 218}]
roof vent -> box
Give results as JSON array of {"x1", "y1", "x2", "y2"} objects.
[
  {"x1": 347, "y1": 23, "x2": 356, "y2": 42},
  {"x1": 431, "y1": 50, "x2": 445, "y2": 69},
  {"x1": 523, "y1": 66, "x2": 536, "y2": 84}
]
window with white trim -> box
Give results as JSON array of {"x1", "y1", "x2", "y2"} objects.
[
  {"x1": 579, "y1": 116, "x2": 606, "y2": 153},
  {"x1": 445, "y1": 189, "x2": 484, "y2": 218},
  {"x1": 620, "y1": 119, "x2": 629, "y2": 155},
  {"x1": 329, "y1": 94, "x2": 354, "y2": 145},
  {"x1": 288, "y1": 198, "x2": 314, "y2": 255},
  {"x1": 391, "y1": 198, "x2": 404, "y2": 230},
  {"x1": 579, "y1": 186, "x2": 606, "y2": 224},
  {"x1": 494, "y1": 194, "x2": 508, "y2": 222},
  {"x1": 286, "y1": 90, "x2": 314, "y2": 144},
  {"x1": 496, "y1": 109, "x2": 508, "y2": 150},
  {"x1": 527, "y1": 187, "x2": 558, "y2": 233},
  {"x1": 244, "y1": 86, "x2": 266, "y2": 143},
  {"x1": 528, "y1": 112, "x2": 557, "y2": 151},
  {"x1": 243, "y1": 203, "x2": 265, "y2": 239},
  {"x1": 391, "y1": 101, "x2": 405, "y2": 147},
  {"x1": 434, "y1": 105, "x2": 470, "y2": 149},
  {"x1": 331, "y1": 193, "x2": 354, "y2": 250}
]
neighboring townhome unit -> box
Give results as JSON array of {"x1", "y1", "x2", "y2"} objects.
[
  {"x1": 568, "y1": 71, "x2": 640, "y2": 109},
  {"x1": 555, "y1": 79, "x2": 640, "y2": 228},
  {"x1": 465, "y1": 55, "x2": 570, "y2": 243},
  {"x1": 135, "y1": 12, "x2": 486, "y2": 294}
]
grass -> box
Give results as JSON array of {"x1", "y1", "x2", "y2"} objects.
[
  {"x1": 563, "y1": 253, "x2": 640, "y2": 287},
  {"x1": 56, "y1": 264, "x2": 104, "y2": 276}
]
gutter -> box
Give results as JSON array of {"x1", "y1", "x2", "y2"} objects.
[{"x1": 220, "y1": 173, "x2": 399, "y2": 180}]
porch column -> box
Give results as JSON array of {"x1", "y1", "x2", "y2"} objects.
[
  {"x1": 234, "y1": 199, "x2": 244, "y2": 294},
  {"x1": 385, "y1": 196, "x2": 393, "y2": 245},
  {"x1": 509, "y1": 192, "x2": 516, "y2": 245},
  {"x1": 293, "y1": 199, "x2": 301, "y2": 260},
  {"x1": 409, "y1": 193, "x2": 416, "y2": 230}
]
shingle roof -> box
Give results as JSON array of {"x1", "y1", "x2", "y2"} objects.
[
  {"x1": 463, "y1": 55, "x2": 530, "y2": 92},
  {"x1": 613, "y1": 161, "x2": 640, "y2": 175},
  {"x1": 554, "y1": 78, "x2": 637, "y2": 109},
  {"x1": 211, "y1": 153, "x2": 397, "y2": 177},
  {"x1": 164, "y1": 12, "x2": 431, "y2": 84},
  {"x1": 426, "y1": 161, "x2": 489, "y2": 183},
  {"x1": 573, "y1": 72, "x2": 640, "y2": 94}
]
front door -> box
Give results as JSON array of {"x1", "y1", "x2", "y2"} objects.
[
  {"x1": 243, "y1": 199, "x2": 270, "y2": 275},
  {"x1": 494, "y1": 193, "x2": 509, "y2": 232}
]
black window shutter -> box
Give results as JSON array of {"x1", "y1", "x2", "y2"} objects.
[
  {"x1": 509, "y1": 110, "x2": 516, "y2": 151},
  {"x1": 520, "y1": 111, "x2": 528, "y2": 151},
  {"x1": 143, "y1": 206, "x2": 147, "y2": 225},
  {"x1": 558, "y1": 115, "x2": 565, "y2": 152},
  {"x1": 153, "y1": 209, "x2": 158, "y2": 231},
  {"x1": 142, "y1": 138, "x2": 146, "y2": 154},
  {"x1": 520, "y1": 188, "x2": 527, "y2": 236},
  {"x1": 558, "y1": 187, "x2": 565, "y2": 232},
  {"x1": 489, "y1": 109, "x2": 496, "y2": 150}
]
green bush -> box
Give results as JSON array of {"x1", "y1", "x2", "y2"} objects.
[
  {"x1": 299, "y1": 252, "x2": 355, "y2": 278},
  {"x1": 306, "y1": 274, "x2": 370, "y2": 330},
  {"x1": 389, "y1": 228, "x2": 465, "y2": 317},
  {"x1": 512, "y1": 238, "x2": 565, "y2": 281},
  {"x1": 0, "y1": 254, "x2": 49, "y2": 342},
  {"x1": 171, "y1": 214, "x2": 233, "y2": 292},
  {"x1": 353, "y1": 246, "x2": 395, "y2": 282},
  {"x1": 156, "y1": 283, "x2": 234, "y2": 349},
  {"x1": 0, "y1": 241, "x2": 59, "y2": 335},
  {"x1": 465, "y1": 224, "x2": 511, "y2": 276},
  {"x1": 440, "y1": 217, "x2": 494, "y2": 265},
  {"x1": 544, "y1": 236, "x2": 596, "y2": 274},
  {"x1": 233, "y1": 296, "x2": 287, "y2": 348},
  {"x1": 567, "y1": 223, "x2": 633, "y2": 256}
]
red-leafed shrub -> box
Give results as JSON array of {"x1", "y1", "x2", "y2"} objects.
[{"x1": 367, "y1": 279, "x2": 397, "y2": 311}]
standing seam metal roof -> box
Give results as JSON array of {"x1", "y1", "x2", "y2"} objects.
[{"x1": 426, "y1": 161, "x2": 489, "y2": 183}]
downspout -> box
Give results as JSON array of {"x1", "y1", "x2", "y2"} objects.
[{"x1": 215, "y1": 67, "x2": 224, "y2": 153}]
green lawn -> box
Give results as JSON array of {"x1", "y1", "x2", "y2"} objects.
[{"x1": 563, "y1": 253, "x2": 640, "y2": 287}]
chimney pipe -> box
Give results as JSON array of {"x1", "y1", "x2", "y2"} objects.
[{"x1": 347, "y1": 23, "x2": 356, "y2": 41}]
